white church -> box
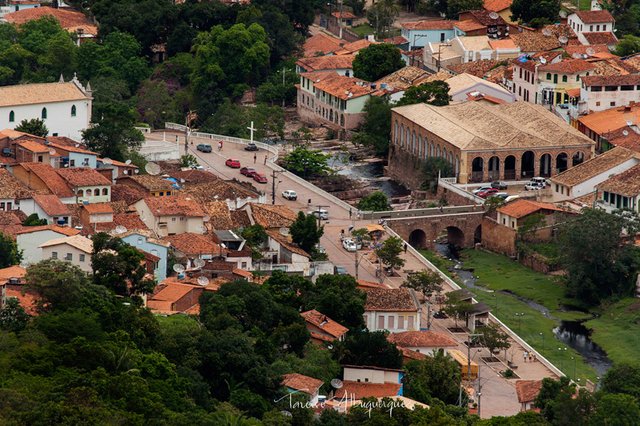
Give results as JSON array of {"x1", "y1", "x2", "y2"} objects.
[{"x1": 0, "y1": 76, "x2": 92, "y2": 141}]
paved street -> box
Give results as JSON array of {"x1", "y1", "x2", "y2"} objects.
[{"x1": 146, "y1": 131, "x2": 559, "y2": 418}]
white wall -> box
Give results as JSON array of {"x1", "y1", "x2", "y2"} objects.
[
  {"x1": 41, "y1": 244, "x2": 92, "y2": 272},
  {"x1": 450, "y1": 82, "x2": 515, "y2": 103},
  {"x1": 0, "y1": 99, "x2": 90, "y2": 141},
  {"x1": 77, "y1": 185, "x2": 110, "y2": 204},
  {"x1": 17, "y1": 230, "x2": 69, "y2": 266},
  {"x1": 364, "y1": 310, "x2": 421, "y2": 333},
  {"x1": 343, "y1": 367, "x2": 401, "y2": 384},
  {"x1": 580, "y1": 86, "x2": 640, "y2": 112}
]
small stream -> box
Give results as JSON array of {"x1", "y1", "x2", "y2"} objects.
[
  {"x1": 433, "y1": 243, "x2": 613, "y2": 376},
  {"x1": 330, "y1": 153, "x2": 411, "y2": 198}
]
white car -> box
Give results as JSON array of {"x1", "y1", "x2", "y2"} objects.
[
  {"x1": 308, "y1": 209, "x2": 329, "y2": 220},
  {"x1": 282, "y1": 189, "x2": 297, "y2": 200},
  {"x1": 342, "y1": 238, "x2": 362, "y2": 252},
  {"x1": 524, "y1": 182, "x2": 544, "y2": 191}
]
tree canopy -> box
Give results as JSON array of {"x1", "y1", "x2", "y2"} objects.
[
  {"x1": 511, "y1": 0, "x2": 561, "y2": 27},
  {"x1": 15, "y1": 118, "x2": 48, "y2": 137},
  {"x1": 357, "y1": 191, "x2": 391, "y2": 212},
  {"x1": 281, "y1": 146, "x2": 331, "y2": 179},
  {"x1": 353, "y1": 43, "x2": 405, "y2": 82},
  {"x1": 290, "y1": 211, "x2": 325, "y2": 255},
  {"x1": 397, "y1": 81, "x2": 451, "y2": 107},
  {"x1": 0, "y1": 232, "x2": 22, "y2": 268},
  {"x1": 352, "y1": 96, "x2": 392, "y2": 156}
]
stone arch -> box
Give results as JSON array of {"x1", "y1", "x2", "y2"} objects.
[
  {"x1": 474, "y1": 225, "x2": 482, "y2": 244},
  {"x1": 446, "y1": 226, "x2": 465, "y2": 248},
  {"x1": 572, "y1": 151, "x2": 585, "y2": 166},
  {"x1": 521, "y1": 151, "x2": 535, "y2": 178},
  {"x1": 408, "y1": 229, "x2": 427, "y2": 248},
  {"x1": 556, "y1": 152, "x2": 568, "y2": 174},
  {"x1": 539, "y1": 153, "x2": 552, "y2": 177},
  {"x1": 471, "y1": 157, "x2": 484, "y2": 182},
  {"x1": 504, "y1": 155, "x2": 516, "y2": 180},
  {"x1": 488, "y1": 156, "x2": 500, "y2": 180}
]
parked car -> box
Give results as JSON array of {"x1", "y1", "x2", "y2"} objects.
[
  {"x1": 433, "y1": 311, "x2": 448, "y2": 319},
  {"x1": 477, "y1": 188, "x2": 499, "y2": 198},
  {"x1": 253, "y1": 173, "x2": 268, "y2": 184},
  {"x1": 244, "y1": 142, "x2": 259, "y2": 151},
  {"x1": 342, "y1": 238, "x2": 363, "y2": 252},
  {"x1": 282, "y1": 190, "x2": 297, "y2": 200},
  {"x1": 225, "y1": 158, "x2": 241, "y2": 168},
  {"x1": 334, "y1": 266, "x2": 348, "y2": 275},
  {"x1": 472, "y1": 185, "x2": 493, "y2": 195},
  {"x1": 308, "y1": 209, "x2": 329, "y2": 220},
  {"x1": 196, "y1": 144, "x2": 212, "y2": 153},
  {"x1": 524, "y1": 182, "x2": 544, "y2": 191},
  {"x1": 491, "y1": 181, "x2": 508, "y2": 190},
  {"x1": 240, "y1": 167, "x2": 257, "y2": 177},
  {"x1": 489, "y1": 192, "x2": 509, "y2": 200},
  {"x1": 505, "y1": 195, "x2": 520, "y2": 202},
  {"x1": 530, "y1": 177, "x2": 548, "y2": 187}
]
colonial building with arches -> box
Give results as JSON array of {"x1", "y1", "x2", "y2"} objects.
[
  {"x1": 0, "y1": 77, "x2": 92, "y2": 142},
  {"x1": 388, "y1": 101, "x2": 595, "y2": 187}
]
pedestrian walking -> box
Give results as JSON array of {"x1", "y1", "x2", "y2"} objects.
[
  {"x1": 403, "y1": 243, "x2": 408, "y2": 253},
  {"x1": 523, "y1": 351, "x2": 528, "y2": 362},
  {"x1": 253, "y1": 153, "x2": 257, "y2": 164},
  {"x1": 264, "y1": 155, "x2": 267, "y2": 165},
  {"x1": 349, "y1": 208, "x2": 352, "y2": 219},
  {"x1": 218, "y1": 141, "x2": 222, "y2": 151}
]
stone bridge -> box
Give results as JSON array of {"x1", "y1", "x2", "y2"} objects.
[{"x1": 381, "y1": 207, "x2": 485, "y2": 249}]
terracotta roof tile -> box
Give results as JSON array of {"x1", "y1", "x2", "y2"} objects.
[
  {"x1": 301, "y1": 309, "x2": 349, "y2": 339},
  {"x1": 401, "y1": 20, "x2": 455, "y2": 30},
  {"x1": 202, "y1": 201, "x2": 233, "y2": 230},
  {"x1": 357, "y1": 279, "x2": 392, "y2": 289},
  {"x1": 118, "y1": 175, "x2": 174, "y2": 192},
  {"x1": 399, "y1": 346, "x2": 428, "y2": 361},
  {"x1": 454, "y1": 20, "x2": 486, "y2": 32},
  {"x1": 147, "y1": 281, "x2": 202, "y2": 313},
  {"x1": 363, "y1": 288, "x2": 419, "y2": 312},
  {"x1": 579, "y1": 105, "x2": 640, "y2": 135},
  {"x1": 4, "y1": 287, "x2": 38, "y2": 315},
  {"x1": 5, "y1": 6, "x2": 97, "y2": 35},
  {"x1": 303, "y1": 33, "x2": 344, "y2": 57},
  {"x1": 334, "y1": 39, "x2": 377, "y2": 55},
  {"x1": 163, "y1": 233, "x2": 221, "y2": 256},
  {"x1": 564, "y1": 44, "x2": 610, "y2": 57},
  {"x1": 15, "y1": 224, "x2": 79, "y2": 236},
  {"x1": 282, "y1": 373, "x2": 324, "y2": 395},
  {"x1": 465, "y1": 9, "x2": 508, "y2": 26},
  {"x1": 82, "y1": 203, "x2": 113, "y2": 214},
  {"x1": 539, "y1": 59, "x2": 594, "y2": 73},
  {"x1": 604, "y1": 127, "x2": 640, "y2": 153},
  {"x1": 296, "y1": 54, "x2": 356, "y2": 72},
  {"x1": 17, "y1": 163, "x2": 73, "y2": 197},
  {"x1": 447, "y1": 59, "x2": 501, "y2": 78},
  {"x1": 313, "y1": 74, "x2": 374, "y2": 100},
  {"x1": 57, "y1": 167, "x2": 111, "y2": 188},
  {"x1": 250, "y1": 203, "x2": 297, "y2": 228},
  {"x1": 39, "y1": 234, "x2": 93, "y2": 253},
  {"x1": 0, "y1": 169, "x2": 32, "y2": 199},
  {"x1": 266, "y1": 229, "x2": 310, "y2": 258},
  {"x1": 484, "y1": 0, "x2": 512, "y2": 12},
  {"x1": 582, "y1": 32, "x2": 617, "y2": 45},
  {"x1": 17, "y1": 140, "x2": 49, "y2": 153},
  {"x1": 596, "y1": 163, "x2": 640, "y2": 196},
  {"x1": 551, "y1": 147, "x2": 639, "y2": 187},
  {"x1": 0, "y1": 210, "x2": 27, "y2": 238},
  {"x1": 497, "y1": 199, "x2": 565, "y2": 218},
  {"x1": 96, "y1": 213, "x2": 148, "y2": 232},
  {"x1": 387, "y1": 331, "x2": 458, "y2": 348},
  {"x1": 383, "y1": 36, "x2": 409, "y2": 45},
  {"x1": 0, "y1": 265, "x2": 26, "y2": 281},
  {"x1": 515, "y1": 380, "x2": 543, "y2": 403},
  {"x1": 335, "y1": 381, "x2": 401, "y2": 399},
  {"x1": 230, "y1": 209, "x2": 252, "y2": 228},
  {"x1": 331, "y1": 11, "x2": 356, "y2": 19},
  {"x1": 375, "y1": 66, "x2": 431, "y2": 91},
  {"x1": 583, "y1": 74, "x2": 640, "y2": 87},
  {"x1": 111, "y1": 184, "x2": 146, "y2": 205},
  {"x1": 33, "y1": 194, "x2": 70, "y2": 216},
  {"x1": 510, "y1": 32, "x2": 561, "y2": 52},
  {"x1": 142, "y1": 196, "x2": 205, "y2": 217},
  {"x1": 180, "y1": 179, "x2": 257, "y2": 203},
  {"x1": 574, "y1": 10, "x2": 614, "y2": 24},
  {"x1": 0, "y1": 81, "x2": 89, "y2": 107}
]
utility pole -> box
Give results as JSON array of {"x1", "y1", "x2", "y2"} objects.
[
  {"x1": 338, "y1": 0, "x2": 344, "y2": 39},
  {"x1": 459, "y1": 333, "x2": 483, "y2": 407},
  {"x1": 313, "y1": 205, "x2": 330, "y2": 228},
  {"x1": 270, "y1": 170, "x2": 284, "y2": 205},
  {"x1": 477, "y1": 361, "x2": 483, "y2": 418},
  {"x1": 282, "y1": 67, "x2": 286, "y2": 108}
]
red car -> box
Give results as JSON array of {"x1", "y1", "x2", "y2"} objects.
[
  {"x1": 253, "y1": 173, "x2": 268, "y2": 184},
  {"x1": 225, "y1": 158, "x2": 241, "y2": 168},
  {"x1": 240, "y1": 167, "x2": 257, "y2": 177},
  {"x1": 477, "y1": 188, "x2": 499, "y2": 198}
]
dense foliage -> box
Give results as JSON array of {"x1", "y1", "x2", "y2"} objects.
[
  {"x1": 353, "y1": 43, "x2": 404, "y2": 82},
  {"x1": 510, "y1": 0, "x2": 560, "y2": 28},
  {"x1": 352, "y1": 96, "x2": 392, "y2": 156},
  {"x1": 357, "y1": 191, "x2": 391, "y2": 212}
]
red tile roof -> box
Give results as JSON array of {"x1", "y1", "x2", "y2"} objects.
[
  {"x1": 497, "y1": 199, "x2": 564, "y2": 218},
  {"x1": 401, "y1": 20, "x2": 455, "y2": 30},
  {"x1": 454, "y1": 20, "x2": 486, "y2": 32},
  {"x1": 4, "y1": 6, "x2": 98, "y2": 35},
  {"x1": 484, "y1": 0, "x2": 512, "y2": 12},
  {"x1": 574, "y1": 10, "x2": 614, "y2": 24},
  {"x1": 301, "y1": 309, "x2": 349, "y2": 339},
  {"x1": 313, "y1": 74, "x2": 374, "y2": 100},
  {"x1": 538, "y1": 59, "x2": 594, "y2": 73},
  {"x1": 303, "y1": 33, "x2": 344, "y2": 57},
  {"x1": 111, "y1": 184, "x2": 146, "y2": 205},
  {"x1": 57, "y1": 167, "x2": 111, "y2": 187},
  {"x1": 357, "y1": 279, "x2": 392, "y2": 289},
  {"x1": 596, "y1": 163, "x2": 640, "y2": 196},
  {"x1": 334, "y1": 39, "x2": 377, "y2": 55},
  {"x1": 250, "y1": 203, "x2": 297, "y2": 228},
  {"x1": 147, "y1": 281, "x2": 202, "y2": 313},
  {"x1": 582, "y1": 32, "x2": 617, "y2": 45},
  {"x1": 387, "y1": 331, "x2": 458, "y2": 348},
  {"x1": 282, "y1": 373, "x2": 324, "y2": 395},
  {"x1": 582, "y1": 74, "x2": 640, "y2": 86},
  {"x1": 332, "y1": 11, "x2": 356, "y2": 19},
  {"x1": 363, "y1": 288, "x2": 419, "y2": 312},
  {"x1": 564, "y1": 44, "x2": 610, "y2": 56},
  {"x1": 296, "y1": 54, "x2": 356, "y2": 72},
  {"x1": 266, "y1": 229, "x2": 310, "y2": 258},
  {"x1": 4, "y1": 287, "x2": 38, "y2": 315},
  {"x1": 142, "y1": 196, "x2": 205, "y2": 217},
  {"x1": 82, "y1": 203, "x2": 113, "y2": 214},
  {"x1": 17, "y1": 140, "x2": 49, "y2": 153},
  {"x1": 515, "y1": 380, "x2": 543, "y2": 403},
  {"x1": 33, "y1": 194, "x2": 70, "y2": 217},
  {"x1": 335, "y1": 381, "x2": 401, "y2": 400},
  {"x1": 399, "y1": 346, "x2": 428, "y2": 361},
  {"x1": 18, "y1": 163, "x2": 73, "y2": 197},
  {"x1": 163, "y1": 233, "x2": 221, "y2": 256},
  {"x1": 0, "y1": 265, "x2": 26, "y2": 281},
  {"x1": 0, "y1": 168, "x2": 32, "y2": 199},
  {"x1": 15, "y1": 224, "x2": 79, "y2": 236}
]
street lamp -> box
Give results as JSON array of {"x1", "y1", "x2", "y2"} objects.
[
  {"x1": 539, "y1": 332, "x2": 545, "y2": 350},
  {"x1": 515, "y1": 313, "x2": 525, "y2": 333},
  {"x1": 558, "y1": 347, "x2": 567, "y2": 371},
  {"x1": 571, "y1": 356, "x2": 576, "y2": 378}
]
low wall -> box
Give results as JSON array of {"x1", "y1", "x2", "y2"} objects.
[
  {"x1": 520, "y1": 252, "x2": 559, "y2": 274},
  {"x1": 481, "y1": 217, "x2": 517, "y2": 257},
  {"x1": 437, "y1": 180, "x2": 485, "y2": 206},
  {"x1": 360, "y1": 205, "x2": 479, "y2": 220}
]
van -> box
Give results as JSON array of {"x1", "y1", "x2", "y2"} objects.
[
  {"x1": 309, "y1": 209, "x2": 329, "y2": 220},
  {"x1": 530, "y1": 177, "x2": 547, "y2": 187}
]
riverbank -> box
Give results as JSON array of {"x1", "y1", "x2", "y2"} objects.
[{"x1": 420, "y1": 248, "x2": 599, "y2": 382}]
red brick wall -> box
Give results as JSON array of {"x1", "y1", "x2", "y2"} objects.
[{"x1": 481, "y1": 216, "x2": 517, "y2": 257}]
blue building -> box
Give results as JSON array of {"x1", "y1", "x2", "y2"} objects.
[
  {"x1": 121, "y1": 231, "x2": 170, "y2": 282},
  {"x1": 400, "y1": 20, "x2": 456, "y2": 50}
]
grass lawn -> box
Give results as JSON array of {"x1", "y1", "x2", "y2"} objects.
[
  {"x1": 419, "y1": 248, "x2": 597, "y2": 381},
  {"x1": 585, "y1": 298, "x2": 640, "y2": 365},
  {"x1": 351, "y1": 24, "x2": 374, "y2": 37},
  {"x1": 419, "y1": 249, "x2": 458, "y2": 281}
]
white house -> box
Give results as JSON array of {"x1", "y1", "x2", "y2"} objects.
[
  {"x1": 424, "y1": 36, "x2": 520, "y2": 73},
  {"x1": 596, "y1": 163, "x2": 640, "y2": 213},
  {"x1": 0, "y1": 1, "x2": 40, "y2": 19},
  {"x1": 295, "y1": 54, "x2": 355, "y2": 76},
  {"x1": 446, "y1": 72, "x2": 515, "y2": 103},
  {"x1": 48, "y1": 140, "x2": 98, "y2": 169},
  {"x1": 20, "y1": 194, "x2": 72, "y2": 226},
  {"x1": 567, "y1": 10, "x2": 617, "y2": 47},
  {"x1": 263, "y1": 230, "x2": 311, "y2": 276},
  {"x1": 400, "y1": 20, "x2": 455, "y2": 49},
  {"x1": 387, "y1": 331, "x2": 459, "y2": 356},
  {"x1": 57, "y1": 168, "x2": 111, "y2": 204},
  {"x1": 16, "y1": 225, "x2": 80, "y2": 266},
  {"x1": 579, "y1": 75, "x2": 640, "y2": 113},
  {"x1": 363, "y1": 287, "x2": 422, "y2": 333},
  {"x1": 39, "y1": 234, "x2": 93, "y2": 272},
  {"x1": 133, "y1": 196, "x2": 206, "y2": 237},
  {"x1": 550, "y1": 146, "x2": 640, "y2": 201},
  {"x1": 0, "y1": 78, "x2": 91, "y2": 141}
]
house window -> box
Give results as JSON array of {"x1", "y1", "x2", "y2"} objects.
[
  {"x1": 591, "y1": 86, "x2": 602, "y2": 92},
  {"x1": 241, "y1": 262, "x2": 247, "y2": 269},
  {"x1": 93, "y1": 188, "x2": 99, "y2": 196},
  {"x1": 512, "y1": 221, "x2": 516, "y2": 228},
  {"x1": 9, "y1": 111, "x2": 14, "y2": 122},
  {"x1": 605, "y1": 86, "x2": 617, "y2": 91},
  {"x1": 603, "y1": 25, "x2": 607, "y2": 31},
  {"x1": 51, "y1": 251, "x2": 58, "y2": 259},
  {"x1": 621, "y1": 85, "x2": 634, "y2": 91},
  {"x1": 555, "y1": 184, "x2": 559, "y2": 192},
  {"x1": 65, "y1": 253, "x2": 72, "y2": 261},
  {"x1": 79, "y1": 254, "x2": 85, "y2": 262},
  {"x1": 590, "y1": 25, "x2": 593, "y2": 31},
  {"x1": 137, "y1": 237, "x2": 143, "y2": 245},
  {"x1": 546, "y1": 73, "x2": 551, "y2": 80},
  {"x1": 398, "y1": 316, "x2": 404, "y2": 329},
  {"x1": 77, "y1": 189, "x2": 84, "y2": 197},
  {"x1": 102, "y1": 188, "x2": 108, "y2": 195},
  {"x1": 596, "y1": 101, "x2": 601, "y2": 106},
  {"x1": 596, "y1": 25, "x2": 600, "y2": 31},
  {"x1": 562, "y1": 75, "x2": 567, "y2": 82},
  {"x1": 604, "y1": 191, "x2": 609, "y2": 203},
  {"x1": 41, "y1": 108, "x2": 47, "y2": 119},
  {"x1": 37, "y1": 155, "x2": 43, "y2": 162},
  {"x1": 363, "y1": 314, "x2": 368, "y2": 326},
  {"x1": 388, "y1": 316, "x2": 395, "y2": 329},
  {"x1": 172, "y1": 217, "x2": 176, "y2": 222},
  {"x1": 378, "y1": 315, "x2": 384, "y2": 329},
  {"x1": 70, "y1": 159, "x2": 75, "y2": 166},
  {"x1": 71, "y1": 105, "x2": 76, "y2": 117},
  {"x1": 407, "y1": 316, "x2": 414, "y2": 329},
  {"x1": 502, "y1": 218, "x2": 506, "y2": 225},
  {"x1": 610, "y1": 101, "x2": 616, "y2": 106}
]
